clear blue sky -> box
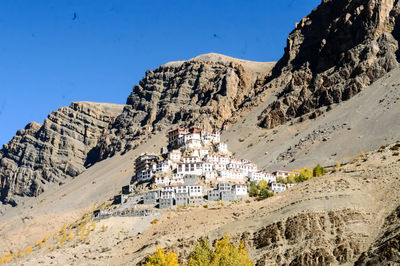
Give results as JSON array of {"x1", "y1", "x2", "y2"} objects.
[{"x1": 0, "y1": 0, "x2": 319, "y2": 146}]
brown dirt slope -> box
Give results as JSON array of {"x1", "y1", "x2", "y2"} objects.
[{"x1": 0, "y1": 131, "x2": 167, "y2": 255}]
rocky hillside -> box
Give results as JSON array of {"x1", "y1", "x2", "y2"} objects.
[
  {"x1": 131, "y1": 144, "x2": 400, "y2": 265},
  {"x1": 0, "y1": 102, "x2": 124, "y2": 205},
  {"x1": 258, "y1": 0, "x2": 400, "y2": 128},
  {"x1": 94, "y1": 54, "x2": 274, "y2": 161},
  {"x1": 6, "y1": 142, "x2": 399, "y2": 265},
  {"x1": 356, "y1": 205, "x2": 400, "y2": 265}
]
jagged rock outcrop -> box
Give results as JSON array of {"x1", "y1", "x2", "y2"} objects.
[
  {"x1": 0, "y1": 102, "x2": 124, "y2": 205},
  {"x1": 95, "y1": 54, "x2": 274, "y2": 160},
  {"x1": 253, "y1": 209, "x2": 370, "y2": 265},
  {"x1": 258, "y1": 0, "x2": 400, "y2": 128},
  {"x1": 355, "y1": 205, "x2": 400, "y2": 265}
]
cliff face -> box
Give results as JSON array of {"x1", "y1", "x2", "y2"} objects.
[
  {"x1": 94, "y1": 54, "x2": 274, "y2": 160},
  {"x1": 258, "y1": 0, "x2": 400, "y2": 128},
  {"x1": 252, "y1": 209, "x2": 370, "y2": 265},
  {"x1": 0, "y1": 102, "x2": 124, "y2": 205}
]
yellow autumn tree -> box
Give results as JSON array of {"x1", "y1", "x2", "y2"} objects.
[
  {"x1": 2, "y1": 253, "x2": 12, "y2": 264},
  {"x1": 37, "y1": 241, "x2": 43, "y2": 249},
  {"x1": 257, "y1": 180, "x2": 268, "y2": 191},
  {"x1": 145, "y1": 247, "x2": 180, "y2": 266},
  {"x1": 291, "y1": 168, "x2": 312, "y2": 183},
  {"x1": 145, "y1": 235, "x2": 253, "y2": 266},
  {"x1": 286, "y1": 174, "x2": 296, "y2": 183},
  {"x1": 25, "y1": 246, "x2": 33, "y2": 254},
  {"x1": 187, "y1": 238, "x2": 212, "y2": 266},
  {"x1": 68, "y1": 231, "x2": 74, "y2": 242},
  {"x1": 188, "y1": 234, "x2": 253, "y2": 266},
  {"x1": 209, "y1": 234, "x2": 253, "y2": 266}
]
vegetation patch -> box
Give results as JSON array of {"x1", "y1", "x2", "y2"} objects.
[
  {"x1": 390, "y1": 144, "x2": 400, "y2": 151},
  {"x1": 249, "y1": 180, "x2": 274, "y2": 199},
  {"x1": 144, "y1": 233, "x2": 252, "y2": 266}
]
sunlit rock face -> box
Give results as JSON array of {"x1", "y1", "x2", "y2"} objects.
[
  {"x1": 258, "y1": 0, "x2": 400, "y2": 128},
  {"x1": 95, "y1": 54, "x2": 272, "y2": 161},
  {"x1": 0, "y1": 102, "x2": 123, "y2": 205}
]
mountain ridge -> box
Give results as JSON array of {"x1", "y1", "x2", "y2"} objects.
[
  {"x1": 258, "y1": 0, "x2": 400, "y2": 129},
  {"x1": 0, "y1": 101, "x2": 124, "y2": 205},
  {"x1": 92, "y1": 54, "x2": 275, "y2": 162}
]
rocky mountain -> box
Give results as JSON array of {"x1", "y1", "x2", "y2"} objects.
[
  {"x1": 0, "y1": 55, "x2": 274, "y2": 205},
  {"x1": 258, "y1": 0, "x2": 400, "y2": 128},
  {"x1": 92, "y1": 0, "x2": 400, "y2": 163},
  {"x1": 93, "y1": 54, "x2": 274, "y2": 161},
  {"x1": 0, "y1": 102, "x2": 124, "y2": 205},
  {"x1": 1, "y1": 0, "x2": 400, "y2": 264}
]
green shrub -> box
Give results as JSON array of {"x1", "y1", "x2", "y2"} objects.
[
  {"x1": 286, "y1": 174, "x2": 296, "y2": 183},
  {"x1": 390, "y1": 145, "x2": 400, "y2": 151},
  {"x1": 249, "y1": 181, "x2": 273, "y2": 199},
  {"x1": 260, "y1": 189, "x2": 274, "y2": 199},
  {"x1": 295, "y1": 173, "x2": 308, "y2": 183},
  {"x1": 313, "y1": 164, "x2": 326, "y2": 177},
  {"x1": 276, "y1": 177, "x2": 287, "y2": 184},
  {"x1": 249, "y1": 182, "x2": 259, "y2": 197}
]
